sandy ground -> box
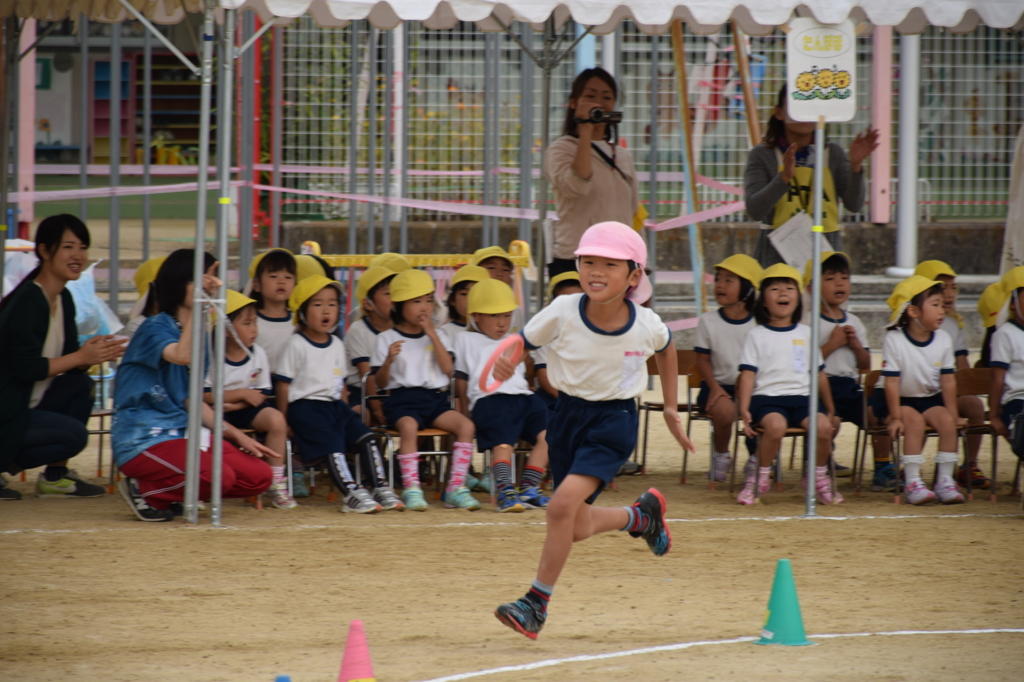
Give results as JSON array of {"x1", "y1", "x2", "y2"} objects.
[{"x1": 2, "y1": 382, "x2": 1024, "y2": 682}]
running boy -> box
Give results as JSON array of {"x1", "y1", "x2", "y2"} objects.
[{"x1": 493, "y1": 221, "x2": 694, "y2": 639}]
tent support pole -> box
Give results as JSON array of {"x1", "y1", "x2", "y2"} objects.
[
  {"x1": 0, "y1": 17, "x2": 21, "y2": 290},
  {"x1": 518, "y1": 23, "x2": 534, "y2": 316},
  {"x1": 271, "y1": 26, "x2": 283, "y2": 248},
  {"x1": 109, "y1": 24, "x2": 121, "y2": 315},
  {"x1": 143, "y1": 28, "x2": 152, "y2": 261},
  {"x1": 78, "y1": 15, "x2": 88, "y2": 221},
  {"x1": 887, "y1": 32, "x2": 919, "y2": 278}
]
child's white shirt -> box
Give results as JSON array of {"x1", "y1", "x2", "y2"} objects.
[
  {"x1": 530, "y1": 345, "x2": 549, "y2": 390},
  {"x1": 371, "y1": 328, "x2": 451, "y2": 391},
  {"x1": 989, "y1": 319, "x2": 1024, "y2": 405},
  {"x1": 880, "y1": 328, "x2": 955, "y2": 398},
  {"x1": 694, "y1": 308, "x2": 756, "y2": 386},
  {"x1": 205, "y1": 344, "x2": 272, "y2": 393},
  {"x1": 275, "y1": 332, "x2": 346, "y2": 402},
  {"x1": 453, "y1": 331, "x2": 533, "y2": 410},
  {"x1": 439, "y1": 321, "x2": 467, "y2": 347},
  {"x1": 521, "y1": 293, "x2": 672, "y2": 402},
  {"x1": 808, "y1": 310, "x2": 870, "y2": 380},
  {"x1": 510, "y1": 306, "x2": 525, "y2": 334},
  {"x1": 344, "y1": 316, "x2": 385, "y2": 387},
  {"x1": 940, "y1": 315, "x2": 969, "y2": 358},
  {"x1": 739, "y1": 323, "x2": 823, "y2": 397},
  {"x1": 256, "y1": 310, "x2": 296, "y2": 375}
]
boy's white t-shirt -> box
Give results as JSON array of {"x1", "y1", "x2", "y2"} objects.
[
  {"x1": 940, "y1": 315, "x2": 969, "y2": 358},
  {"x1": 521, "y1": 293, "x2": 672, "y2": 402},
  {"x1": 439, "y1": 320, "x2": 467, "y2": 347},
  {"x1": 511, "y1": 306, "x2": 525, "y2": 334},
  {"x1": 371, "y1": 329, "x2": 451, "y2": 391},
  {"x1": 344, "y1": 316, "x2": 385, "y2": 387},
  {"x1": 880, "y1": 328, "x2": 955, "y2": 398},
  {"x1": 694, "y1": 308, "x2": 757, "y2": 386},
  {"x1": 808, "y1": 310, "x2": 870, "y2": 380},
  {"x1": 275, "y1": 332, "x2": 346, "y2": 403},
  {"x1": 205, "y1": 344, "x2": 272, "y2": 393},
  {"x1": 453, "y1": 330, "x2": 533, "y2": 410},
  {"x1": 256, "y1": 310, "x2": 296, "y2": 375},
  {"x1": 988, "y1": 319, "x2": 1024, "y2": 404},
  {"x1": 739, "y1": 323, "x2": 824, "y2": 397}
]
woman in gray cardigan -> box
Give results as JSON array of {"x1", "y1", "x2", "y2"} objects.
[{"x1": 744, "y1": 86, "x2": 879, "y2": 267}]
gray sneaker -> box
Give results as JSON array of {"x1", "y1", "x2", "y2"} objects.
[
  {"x1": 342, "y1": 488, "x2": 381, "y2": 514},
  {"x1": 372, "y1": 486, "x2": 405, "y2": 511}
]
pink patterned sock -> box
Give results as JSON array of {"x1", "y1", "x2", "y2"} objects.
[
  {"x1": 447, "y1": 442, "x2": 474, "y2": 492},
  {"x1": 398, "y1": 453, "x2": 420, "y2": 489}
]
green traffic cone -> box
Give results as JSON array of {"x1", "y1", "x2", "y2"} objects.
[{"x1": 755, "y1": 558, "x2": 814, "y2": 646}]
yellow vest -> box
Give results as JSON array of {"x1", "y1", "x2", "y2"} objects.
[{"x1": 771, "y1": 148, "x2": 840, "y2": 233}]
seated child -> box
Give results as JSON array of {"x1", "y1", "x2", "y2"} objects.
[
  {"x1": 471, "y1": 246, "x2": 525, "y2": 332},
  {"x1": 371, "y1": 269, "x2": 479, "y2": 511},
  {"x1": 345, "y1": 265, "x2": 396, "y2": 413},
  {"x1": 248, "y1": 248, "x2": 298, "y2": 376},
  {"x1": 454, "y1": 278, "x2": 550, "y2": 513},
  {"x1": 533, "y1": 272, "x2": 584, "y2": 408},
  {"x1": 976, "y1": 282, "x2": 1005, "y2": 368},
  {"x1": 987, "y1": 266, "x2": 1024, "y2": 441},
  {"x1": 694, "y1": 254, "x2": 761, "y2": 482},
  {"x1": 275, "y1": 276, "x2": 402, "y2": 513},
  {"x1": 870, "y1": 275, "x2": 964, "y2": 505},
  {"x1": 124, "y1": 256, "x2": 166, "y2": 339},
  {"x1": 737, "y1": 263, "x2": 839, "y2": 506},
  {"x1": 441, "y1": 264, "x2": 489, "y2": 344},
  {"x1": 204, "y1": 290, "x2": 295, "y2": 509}
]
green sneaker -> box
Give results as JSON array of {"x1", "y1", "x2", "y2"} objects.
[
  {"x1": 443, "y1": 485, "x2": 481, "y2": 511},
  {"x1": 291, "y1": 471, "x2": 310, "y2": 498},
  {"x1": 402, "y1": 485, "x2": 429, "y2": 511},
  {"x1": 36, "y1": 471, "x2": 104, "y2": 498}
]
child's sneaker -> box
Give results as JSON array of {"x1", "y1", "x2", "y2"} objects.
[
  {"x1": 709, "y1": 453, "x2": 731, "y2": 482},
  {"x1": 905, "y1": 479, "x2": 936, "y2": 505},
  {"x1": 267, "y1": 480, "x2": 298, "y2": 509},
  {"x1": 630, "y1": 488, "x2": 672, "y2": 556},
  {"x1": 495, "y1": 598, "x2": 546, "y2": 639},
  {"x1": 815, "y1": 474, "x2": 845, "y2": 504},
  {"x1": 342, "y1": 488, "x2": 381, "y2": 514},
  {"x1": 871, "y1": 463, "x2": 898, "y2": 492},
  {"x1": 0, "y1": 475, "x2": 21, "y2": 501},
  {"x1": 372, "y1": 486, "x2": 405, "y2": 511},
  {"x1": 470, "y1": 473, "x2": 491, "y2": 493},
  {"x1": 955, "y1": 465, "x2": 990, "y2": 490},
  {"x1": 496, "y1": 485, "x2": 524, "y2": 513},
  {"x1": 934, "y1": 477, "x2": 965, "y2": 505},
  {"x1": 402, "y1": 485, "x2": 429, "y2": 511},
  {"x1": 443, "y1": 485, "x2": 482, "y2": 510},
  {"x1": 36, "y1": 470, "x2": 105, "y2": 498},
  {"x1": 518, "y1": 485, "x2": 549, "y2": 509},
  {"x1": 291, "y1": 471, "x2": 310, "y2": 498},
  {"x1": 737, "y1": 478, "x2": 757, "y2": 505},
  {"x1": 117, "y1": 478, "x2": 174, "y2": 522}
]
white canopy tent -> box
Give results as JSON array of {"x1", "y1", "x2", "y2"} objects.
[{"x1": 2, "y1": 0, "x2": 1021, "y2": 523}]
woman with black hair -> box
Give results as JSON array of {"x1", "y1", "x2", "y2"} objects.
[
  {"x1": 544, "y1": 67, "x2": 640, "y2": 279},
  {"x1": 744, "y1": 86, "x2": 878, "y2": 268},
  {"x1": 0, "y1": 215, "x2": 126, "y2": 500}
]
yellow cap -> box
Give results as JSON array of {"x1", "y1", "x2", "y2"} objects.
[
  {"x1": 225, "y1": 289, "x2": 257, "y2": 317},
  {"x1": 977, "y1": 282, "x2": 1007, "y2": 329},
  {"x1": 369, "y1": 252, "x2": 412, "y2": 273},
  {"x1": 470, "y1": 245, "x2": 514, "y2": 268},
  {"x1": 294, "y1": 254, "x2": 332, "y2": 283},
  {"x1": 713, "y1": 254, "x2": 762, "y2": 288},
  {"x1": 886, "y1": 275, "x2": 942, "y2": 327},
  {"x1": 288, "y1": 276, "x2": 342, "y2": 325},
  {"x1": 802, "y1": 251, "x2": 851, "y2": 288},
  {"x1": 248, "y1": 248, "x2": 295, "y2": 281},
  {"x1": 451, "y1": 264, "x2": 490, "y2": 287},
  {"x1": 547, "y1": 271, "x2": 581, "y2": 300},
  {"x1": 468, "y1": 278, "x2": 518, "y2": 317},
  {"x1": 355, "y1": 266, "x2": 396, "y2": 309},
  {"x1": 914, "y1": 260, "x2": 957, "y2": 281},
  {"x1": 133, "y1": 256, "x2": 167, "y2": 296},
  {"x1": 759, "y1": 263, "x2": 803, "y2": 286},
  {"x1": 1001, "y1": 266, "x2": 1024, "y2": 296},
  {"x1": 389, "y1": 269, "x2": 435, "y2": 303}
]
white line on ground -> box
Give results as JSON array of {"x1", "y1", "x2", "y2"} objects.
[{"x1": 410, "y1": 629, "x2": 1024, "y2": 682}]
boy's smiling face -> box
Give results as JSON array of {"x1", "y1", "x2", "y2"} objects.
[{"x1": 577, "y1": 256, "x2": 640, "y2": 304}]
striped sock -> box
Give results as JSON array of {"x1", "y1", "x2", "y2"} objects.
[
  {"x1": 524, "y1": 579, "x2": 553, "y2": 614},
  {"x1": 493, "y1": 460, "x2": 513, "y2": 488},
  {"x1": 621, "y1": 503, "x2": 649, "y2": 534},
  {"x1": 519, "y1": 464, "x2": 544, "y2": 489}
]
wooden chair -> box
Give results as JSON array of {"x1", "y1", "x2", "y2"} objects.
[
  {"x1": 638, "y1": 350, "x2": 698, "y2": 480},
  {"x1": 955, "y1": 368, "x2": 1000, "y2": 502}
]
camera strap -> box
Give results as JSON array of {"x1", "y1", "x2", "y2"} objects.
[{"x1": 590, "y1": 142, "x2": 629, "y2": 185}]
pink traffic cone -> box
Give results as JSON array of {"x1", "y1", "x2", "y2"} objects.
[{"x1": 338, "y1": 620, "x2": 376, "y2": 682}]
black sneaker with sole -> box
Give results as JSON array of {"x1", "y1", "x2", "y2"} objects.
[
  {"x1": 495, "y1": 598, "x2": 546, "y2": 640},
  {"x1": 630, "y1": 488, "x2": 672, "y2": 556},
  {"x1": 64, "y1": 469, "x2": 106, "y2": 497},
  {"x1": 117, "y1": 478, "x2": 174, "y2": 522},
  {"x1": 0, "y1": 475, "x2": 21, "y2": 501}
]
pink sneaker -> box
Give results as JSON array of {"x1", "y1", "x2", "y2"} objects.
[
  {"x1": 815, "y1": 474, "x2": 844, "y2": 504},
  {"x1": 757, "y1": 471, "x2": 771, "y2": 495},
  {"x1": 905, "y1": 479, "x2": 936, "y2": 505},
  {"x1": 737, "y1": 478, "x2": 757, "y2": 505},
  {"x1": 934, "y1": 477, "x2": 965, "y2": 505}
]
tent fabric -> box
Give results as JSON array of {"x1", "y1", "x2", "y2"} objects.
[{"x1": 3, "y1": 0, "x2": 1022, "y2": 33}]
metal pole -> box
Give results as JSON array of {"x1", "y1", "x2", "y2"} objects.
[
  {"x1": 518, "y1": 23, "x2": 534, "y2": 315},
  {"x1": 1, "y1": 18, "x2": 19, "y2": 289},
  {"x1": 803, "y1": 117, "x2": 825, "y2": 519},
  {"x1": 109, "y1": 25, "x2": 121, "y2": 315},
  {"x1": 398, "y1": 24, "x2": 408, "y2": 253},
  {"x1": 214, "y1": 20, "x2": 226, "y2": 260},
  {"x1": 367, "y1": 26, "x2": 376, "y2": 254},
  {"x1": 348, "y1": 21, "x2": 359, "y2": 254},
  {"x1": 184, "y1": 8, "x2": 216, "y2": 525},
  {"x1": 887, "y1": 32, "x2": 919, "y2": 278},
  {"x1": 648, "y1": 36, "x2": 658, "y2": 304},
  {"x1": 142, "y1": 28, "x2": 152, "y2": 261},
  {"x1": 382, "y1": 28, "x2": 392, "y2": 253},
  {"x1": 870, "y1": 26, "x2": 893, "y2": 226},
  {"x1": 535, "y1": 19, "x2": 554, "y2": 313},
  {"x1": 482, "y1": 33, "x2": 494, "y2": 247},
  {"x1": 239, "y1": 11, "x2": 255, "y2": 288},
  {"x1": 271, "y1": 26, "x2": 283, "y2": 248},
  {"x1": 79, "y1": 15, "x2": 88, "y2": 220}
]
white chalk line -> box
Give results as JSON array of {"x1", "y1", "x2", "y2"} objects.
[
  {"x1": 2, "y1": 512, "x2": 1021, "y2": 535},
  {"x1": 411, "y1": 629, "x2": 1024, "y2": 682}
]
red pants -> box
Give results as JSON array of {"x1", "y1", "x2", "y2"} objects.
[{"x1": 120, "y1": 439, "x2": 272, "y2": 510}]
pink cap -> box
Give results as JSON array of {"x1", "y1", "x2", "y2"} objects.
[{"x1": 574, "y1": 221, "x2": 652, "y2": 303}]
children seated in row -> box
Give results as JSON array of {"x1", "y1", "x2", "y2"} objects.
[
  {"x1": 988, "y1": 267, "x2": 1024, "y2": 442},
  {"x1": 736, "y1": 264, "x2": 840, "y2": 505},
  {"x1": 344, "y1": 265, "x2": 396, "y2": 412},
  {"x1": 441, "y1": 264, "x2": 489, "y2": 343},
  {"x1": 454, "y1": 279, "x2": 550, "y2": 512},
  {"x1": 371, "y1": 269, "x2": 479, "y2": 511},
  {"x1": 533, "y1": 272, "x2": 584, "y2": 408}
]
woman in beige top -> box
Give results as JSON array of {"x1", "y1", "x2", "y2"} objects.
[{"x1": 544, "y1": 68, "x2": 640, "y2": 278}]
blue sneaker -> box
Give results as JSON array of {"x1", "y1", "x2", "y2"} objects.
[
  {"x1": 495, "y1": 597, "x2": 546, "y2": 640},
  {"x1": 631, "y1": 488, "x2": 672, "y2": 557},
  {"x1": 871, "y1": 463, "x2": 898, "y2": 493},
  {"x1": 291, "y1": 471, "x2": 310, "y2": 498},
  {"x1": 518, "y1": 485, "x2": 549, "y2": 509},
  {"x1": 496, "y1": 485, "x2": 524, "y2": 513},
  {"x1": 443, "y1": 485, "x2": 481, "y2": 510}
]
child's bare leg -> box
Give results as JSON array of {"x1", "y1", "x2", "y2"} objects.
[
  {"x1": 757, "y1": 413, "x2": 787, "y2": 467},
  {"x1": 706, "y1": 396, "x2": 736, "y2": 453},
  {"x1": 923, "y1": 405, "x2": 959, "y2": 480},
  {"x1": 251, "y1": 408, "x2": 286, "y2": 467},
  {"x1": 958, "y1": 395, "x2": 984, "y2": 464},
  {"x1": 899, "y1": 406, "x2": 927, "y2": 455},
  {"x1": 526, "y1": 435, "x2": 549, "y2": 470},
  {"x1": 806, "y1": 413, "x2": 833, "y2": 466},
  {"x1": 535, "y1": 475, "x2": 620, "y2": 585}
]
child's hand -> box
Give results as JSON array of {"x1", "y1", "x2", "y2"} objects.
[
  {"x1": 741, "y1": 411, "x2": 756, "y2": 438},
  {"x1": 886, "y1": 417, "x2": 903, "y2": 439},
  {"x1": 234, "y1": 432, "x2": 278, "y2": 460},
  {"x1": 843, "y1": 326, "x2": 862, "y2": 349},
  {"x1": 240, "y1": 389, "x2": 266, "y2": 407},
  {"x1": 203, "y1": 261, "x2": 222, "y2": 297},
  {"x1": 991, "y1": 415, "x2": 1010, "y2": 439},
  {"x1": 663, "y1": 408, "x2": 695, "y2": 452},
  {"x1": 371, "y1": 402, "x2": 387, "y2": 426},
  {"x1": 386, "y1": 340, "x2": 404, "y2": 361},
  {"x1": 829, "y1": 324, "x2": 848, "y2": 348},
  {"x1": 419, "y1": 311, "x2": 435, "y2": 333},
  {"x1": 493, "y1": 354, "x2": 515, "y2": 382}
]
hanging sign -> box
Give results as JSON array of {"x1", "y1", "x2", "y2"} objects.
[{"x1": 786, "y1": 18, "x2": 857, "y2": 122}]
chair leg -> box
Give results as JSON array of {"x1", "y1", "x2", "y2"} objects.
[
  {"x1": 641, "y1": 407, "x2": 651, "y2": 472},
  {"x1": 308, "y1": 466, "x2": 316, "y2": 496},
  {"x1": 893, "y1": 439, "x2": 903, "y2": 504},
  {"x1": 728, "y1": 427, "x2": 741, "y2": 493},
  {"x1": 485, "y1": 449, "x2": 495, "y2": 505},
  {"x1": 960, "y1": 431, "x2": 973, "y2": 501},
  {"x1": 990, "y1": 435, "x2": 999, "y2": 503},
  {"x1": 285, "y1": 441, "x2": 294, "y2": 497},
  {"x1": 752, "y1": 436, "x2": 764, "y2": 502},
  {"x1": 774, "y1": 443, "x2": 784, "y2": 493}
]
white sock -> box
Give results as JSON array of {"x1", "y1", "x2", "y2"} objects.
[
  {"x1": 903, "y1": 459, "x2": 923, "y2": 483},
  {"x1": 815, "y1": 465, "x2": 828, "y2": 478},
  {"x1": 935, "y1": 452, "x2": 957, "y2": 481},
  {"x1": 270, "y1": 465, "x2": 285, "y2": 483},
  {"x1": 715, "y1": 451, "x2": 731, "y2": 459}
]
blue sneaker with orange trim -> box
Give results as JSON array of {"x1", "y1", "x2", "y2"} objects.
[
  {"x1": 630, "y1": 488, "x2": 672, "y2": 556},
  {"x1": 495, "y1": 598, "x2": 546, "y2": 640}
]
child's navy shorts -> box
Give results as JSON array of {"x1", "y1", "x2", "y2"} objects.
[
  {"x1": 346, "y1": 383, "x2": 362, "y2": 409},
  {"x1": 383, "y1": 387, "x2": 453, "y2": 429},
  {"x1": 223, "y1": 402, "x2": 273, "y2": 430},
  {"x1": 828, "y1": 376, "x2": 864, "y2": 428},
  {"x1": 869, "y1": 390, "x2": 944, "y2": 422},
  {"x1": 546, "y1": 393, "x2": 637, "y2": 504},
  {"x1": 472, "y1": 392, "x2": 547, "y2": 451},
  {"x1": 749, "y1": 394, "x2": 826, "y2": 429},
  {"x1": 696, "y1": 381, "x2": 734, "y2": 412},
  {"x1": 536, "y1": 389, "x2": 557, "y2": 410},
  {"x1": 287, "y1": 398, "x2": 370, "y2": 465},
  {"x1": 1001, "y1": 399, "x2": 1024, "y2": 425}
]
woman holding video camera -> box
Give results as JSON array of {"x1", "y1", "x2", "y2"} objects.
[{"x1": 544, "y1": 67, "x2": 640, "y2": 279}]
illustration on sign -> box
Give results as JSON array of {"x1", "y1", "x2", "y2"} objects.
[
  {"x1": 793, "y1": 66, "x2": 852, "y2": 100},
  {"x1": 786, "y1": 18, "x2": 857, "y2": 123}
]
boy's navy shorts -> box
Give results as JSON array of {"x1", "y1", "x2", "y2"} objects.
[
  {"x1": 1001, "y1": 399, "x2": 1024, "y2": 425},
  {"x1": 345, "y1": 383, "x2": 362, "y2": 409},
  {"x1": 828, "y1": 376, "x2": 864, "y2": 428},
  {"x1": 223, "y1": 402, "x2": 273, "y2": 430},
  {"x1": 546, "y1": 393, "x2": 637, "y2": 505},
  {"x1": 749, "y1": 394, "x2": 826, "y2": 429},
  {"x1": 696, "y1": 381, "x2": 734, "y2": 412},
  {"x1": 472, "y1": 392, "x2": 547, "y2": 451},
  {"x1": 383, "y1": 387, "x2": 453, "y2": 429},
  {"x1": 869, "y1": 390, "x2": 944, "y2": 422},
  {"x1": 287, "y1": 398, "x2": 370, "y2": 465}
]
